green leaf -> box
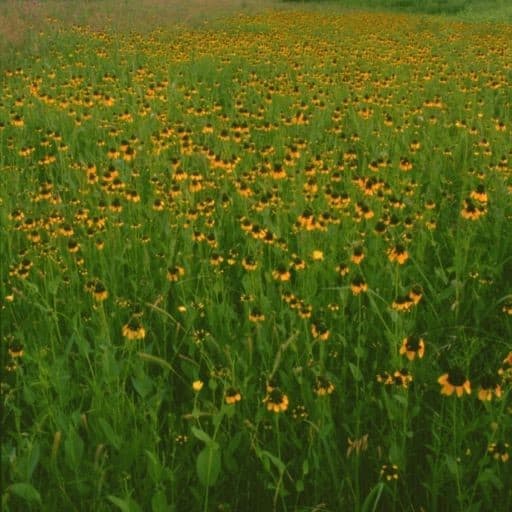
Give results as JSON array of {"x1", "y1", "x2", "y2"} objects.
[
  {"x1": 144, "y1": 450, "x2": 162, "y2": 482},
  {"x1": 25, "y1": 442, "x2": 40, "y2": 481},
  {"x1": 8, "y1": 483, "x2": 41, "y2": 504},
  {"x1": 191, "y1": 426, "x2": 214, "y2": 447},
  {"x1": 151, "y1": 490, "x2": 169, "y2": 512},
  {"x1": 107, "y1": 495, "x2": 131, "y2": 512},
  {"x1": 196, "y1": 446, "x2": 221, "y2": 487},
  {"x1": 107, "y1": 495, "x2": 142, "y2": 512},
  {"x1": 348, "y1": 362, "x2": 363, "y2": 382},
  {"x1": 99, "y1": 418, "x2": 122, "y2": 450},
  {"x1": 354, "y1": 346, "x2": 366, "y2": 358},
  {"x1": 259, "y1": 449, "x2": 286, "y2": 474},
  {"x1": 392, "y1": 393, "x2": 408, "y2": 406},
  {"x1": 131, "y1": 375, "x2": 153, "y2": 398},
  {"x1": 445, "y1": 454, "x2": 459, "y2": 476},
  {"x1": 389, "y1": 442, "x2": 401, "y2": 465},
  {"x1": 64, "y1": 429, "x2": 84, "y2": 470},
  {"x1": 361, "y1": 483, "x2": 385, "y2": 512}
]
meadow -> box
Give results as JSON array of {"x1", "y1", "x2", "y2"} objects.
[{"x1": 1, "y1": 1, "x2": 512, "y2": 510}]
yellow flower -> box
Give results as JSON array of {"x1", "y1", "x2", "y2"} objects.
[
  {"x1": 388, "y1": 244, "x2": 409, "y2": 265},
  {"x1": 122, "y1": 319, "x2": 146, "y2": 340},
  {"x1": 351, "y1": 277, "x2": 368, "y2": 295},
  {"x1": 438, "y1": 369, "x2": 471, "y2": 397},
  {"x1": 272, "y1": 265, "x2": 291, "y2": 282},
  {"x1": 488, "y1": 442, "x2": 509, "y2": 462},
  {"x1": 264, "y1": 388, "x2": 289, "y2": 413},
  {"x1": 314, "y1": 376, "x2": 335, "y2": 396},
  {"x1": 311, "y1": 250, "x2": 324, "y2": 261},
  {"x1": 192, "y1": 380, "x2": 204, "y2": 392},
  {"x1": 311, "y1": 322, "x2": 330, "y2": 341},
  {"x1": 225, "y1": 388, "x2": 242, "y2": 405},
  {"x1": 167, "y1": 265, "x2": 185, "y2": 282},
  {"x1": 399, "y1": 336, "x2": 425, "y2": 360}
]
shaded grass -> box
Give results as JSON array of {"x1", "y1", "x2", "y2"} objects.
[{"x1": 283, "y1": 0, "x2": 512, "y2": 21}]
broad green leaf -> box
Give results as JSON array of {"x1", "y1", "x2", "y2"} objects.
[
  {"x1": 26, "y1": 441, "x2": 40, "y2": 480},
  {"x1": 348, "y1": 362, "x2": 363, "y2": 382},
  {"x1": 64, "y1": 429, "x2": 84, "y2": 470},
  {"x1": 99, "y1": 418, "x2": 122, "y2": 450},
  {"x1": 8, "y1": 483, "x2": 41, "y2": 504},
  {"x1": 196, "y1": 446, "x2": 221, "y2": 487},
  {"x1": 259, "y1": 449, "x2": 286, "y2": 474},
  {"x1": 107, "y1": 495, "x2": 131, "y2": 512},
  {"x1": 107, "y1": 495, "x2": 142, "y2": 512},
  {"x1": 191, "y1": 426, "x2": 214, "y2": 447},
  {"x1": 151, "y1": 490, "x2": 168, "y2": 511},
  {"x1": 131, "y1": 375, "x2": 153, "y2": 398},
  {"x1": 445, "y1": 455, "x2": 459, "y2": 476}
]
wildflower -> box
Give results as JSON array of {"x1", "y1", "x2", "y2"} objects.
[
  {"x1": 337, "y1": 263, "x2": 350, "y2": 277},
  {"x1": 242, "y1": 256, "x2": 258, "y2": 271},
  {"x1": 399, "y1": 336, "x2": 425, "y2": 360},
  {"x1": 380, "y1": 464, "x2": 399, "y2": 481},
  {"x1": 351, "y1": 247, "x2": 365, "y2": 265},
  {"x1": 391, "y1": 296, "x2": 414, "y2": 312},
  {"x1": 210, "y1": 253, "x2": 224, "y2": 266},
  {"x1": 408, "y1": 285, "x2": 423, "y2": 304},
  {"x1": 272, "y1": 265, "x2": 291, "y2": 282},
  {"x1": 488, "y1": 441, "x2": 510, "y2": 462},
  {"x1": 167, "y1": 265, "x2": 185, "y2": 282},
  {"x1": 291, "y1": 255, "x2": 306, "y2": 271},
  {"x1": 291, "y1": 405, "x2": 308, "y2": 420},
  {"x1": 392, "y1": 368, "x2": 413, "y2": 388},
  {"x1": 461, "y1": 198, "x2": 486, "y2": 220},
  {"x1": 225, "y1": 387, "x2": 242, "y2": 405},
  {"x1": 499, "y1": 352, "x2": 512, "y2": 382},
  {"x1": 314, "y1": 376, "x2": 335, "y2": 396},
  {"x1": 192, "y1": 380, "x2": 204, "y2": 392},
  {"x1": 92, "y1": 281, "x2": 108, "y2": 302},
  {"x1": 470, "y1": 185, "x2": 488, "y2": 204},
  {"x1": 264, "y1": 388, "x2": 289, "y2": 413},
  {"x1": 311, "y1": 321, "x2": 330, "y2": 341},
  {"x1": 153, "y1": 198, "x2": 165, "y2": 211},
  {"x1": 311, "y1": 250, "x2": 324, "y2": 261},
  {"x1": 399, "y1": 158, "x2": 413, "y2": 171},
  {"x1": 388, "y1": 244, "x2": 409, "y2": 265},
  {"x1": 175, "y1": 434, "x2": 188, "y2": 445},
  {"x1": 477, "y1": 373, "x2": 502, "y2": 401},
  {"x1": 351, "y1": 276, "x2": 368, "y2": 295},
  {"x1": 67, "y1": 239, "x2": 80, "y2": 253},
  {"x1": 298, "y1": 305, "x2": 312, "y2": 319},
  {"x1": 122, "y1": 318, "x2": 146, "y2": 340},
  {"x1": 248, "y1": 308, "x2": 265, "y2": 323},
  {"x1": 266, "y1": 378, "x2": 278, "y2": 393},
  {"x1": 438, "y1": 368, "x2": 471, "y2": 397},
  {"x1": 8, "y1": 343, "x2": 24, "y2": 358}
]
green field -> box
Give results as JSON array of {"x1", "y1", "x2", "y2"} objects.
[{"x1": 1, "y1": 1, "x2": 511, "y2": 511}]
